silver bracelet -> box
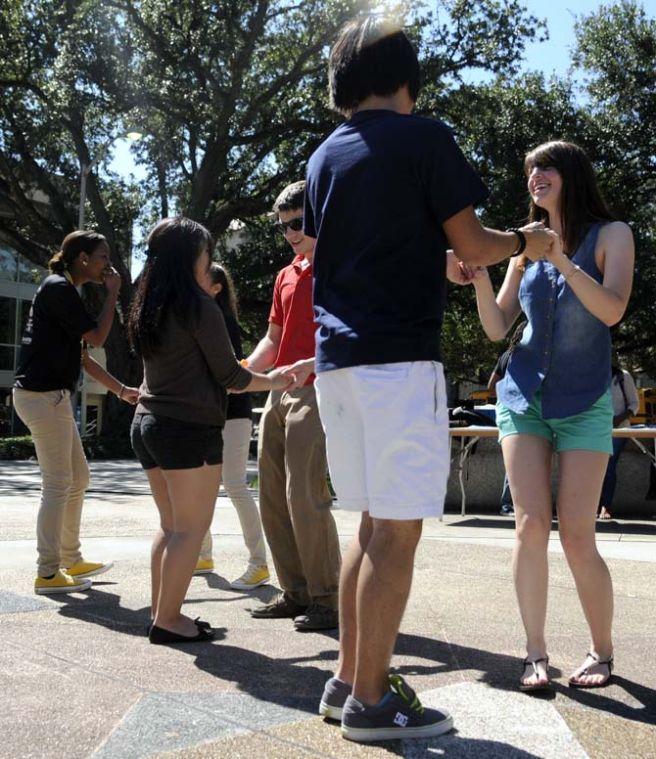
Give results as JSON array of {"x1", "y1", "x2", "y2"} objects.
[
  {"x1": 565, "y1": 265, "x2": 581, "y2": 282},
  {"x1": 118, "y1": 384, "x2": 125, "y2": 400}
]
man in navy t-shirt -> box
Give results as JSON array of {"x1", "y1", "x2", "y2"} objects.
[{"x1": 300, "y1": 16, "x2": 554, "y2": 742}]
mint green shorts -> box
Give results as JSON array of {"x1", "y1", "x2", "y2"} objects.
[{"x1": 496, "y1": 389, "x2": 613, "y2": 454}]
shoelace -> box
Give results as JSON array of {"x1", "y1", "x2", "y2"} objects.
[{"x1": 389, "y1": 674, "x2": 425, "y2": 715}]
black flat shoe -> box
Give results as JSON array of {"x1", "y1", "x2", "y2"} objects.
[
  {"x1": 147, "y1": 616, "x2": 211, "y2": 635},
  {"x1": 149, "y1": 624, "x2": 215, "y2": 645}
]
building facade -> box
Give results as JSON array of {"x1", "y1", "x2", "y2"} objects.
[{"x1": 0, "y1": 244, "x2": 45, "y2": 435}]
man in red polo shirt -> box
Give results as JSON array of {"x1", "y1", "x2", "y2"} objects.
[{"x1": 247, "y1": 180, "x2": 341, "y2": 631}]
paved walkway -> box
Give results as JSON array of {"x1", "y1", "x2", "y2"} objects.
[{"x1": 1, "y1": 460, "x2": 655, "y2": 758}]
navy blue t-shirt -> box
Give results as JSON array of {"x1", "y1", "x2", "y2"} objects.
[{"x1": 304, "y1": 109, "x2": 488, "y2": 372}]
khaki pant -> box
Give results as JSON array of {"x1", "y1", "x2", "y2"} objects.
[
  {"x1": 200, "y1": 418, "x2": 267, "y2": 567},
  {"x1": 13, "y1": 388, "x2": 89, "y2": 577},
  {"x1": 258, "y1": 384, "x2": 341, "y2": 608}
]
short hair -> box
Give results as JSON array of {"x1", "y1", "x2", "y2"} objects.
[
  {"x1": 273, "y1": 180, "x2": 306, "y2": 213},
  {"x1": 329, "y1": 16, "x2": 421, "y2": 115}
]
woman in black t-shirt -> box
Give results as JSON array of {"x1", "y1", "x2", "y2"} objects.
[
  {"x1": 196, "y1": 264, "x2": 269, "y2": 589},
  {"x1": 13, "y1": 231, "x2": 138, "y2": 596}
]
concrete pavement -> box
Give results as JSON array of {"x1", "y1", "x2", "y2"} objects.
[{"x1": 1, "y1": 460, "x2": 655, "y2": 758}]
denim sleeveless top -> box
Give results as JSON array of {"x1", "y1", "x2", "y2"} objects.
[{"x1": 497, "y1": 222, "x2": 611, "y2": 419}]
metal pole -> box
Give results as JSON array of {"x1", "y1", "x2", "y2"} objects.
[
  {"x1": 78, "y1": 162, "x2": 89, "y2": 433},
  {"x1": 78, "y1": 164, "x2": 88, "y2": 230}
]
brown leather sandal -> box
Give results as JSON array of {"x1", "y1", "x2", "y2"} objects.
[
  {"x1": 519, "y1": 656, "x2": 551, "y2": 692},
  {"x1": 568, "y1": 652, "x2": 614, "y2": 688}
]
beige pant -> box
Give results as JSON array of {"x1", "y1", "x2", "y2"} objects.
[
  {"x1": 258, "y1": 384, "x2": 341, "y2": 608},
  {"x1": 200, "y1": 418, "x2": 267, "y2": 567},
  {"x1": 13, "y1": 388, "x2": 89, "y2": 577}
]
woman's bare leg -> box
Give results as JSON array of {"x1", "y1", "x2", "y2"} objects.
[
  {"x1": 153, "y1": 464, "x2": 221, "y2": 636},
  {"x1": 502, "y1": 434, "x2": 554, "y2": 687},
  {"x1": 557, "y1": 450, "x2": 614, "y2": 685},
  {"x1": 145, "y1": 467, "x2": 173, "y2": 619}
]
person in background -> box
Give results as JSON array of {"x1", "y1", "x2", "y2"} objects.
[
  {"x1": 196, "y1": 263, "x2": 270, "y2": 589},
  {"x1": 487, "y1": 321, "x2": 527, "y2": 516},
  {"x1": 247, "y1": 180, "x2": 341, "y2": 633},
  {"x1": 598, "y1": 364, "x2": 639, "y2": 519},
  {"x1": 13, "y1": 230, "x2": 138, "y2": 595},
  {"x1": 128, "y1": 217, "x2": 291, "y2": 645}
]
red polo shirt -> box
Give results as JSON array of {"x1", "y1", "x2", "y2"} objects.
[{"x1": 269, "y1": 255, "x2": 315, "y2": 385}]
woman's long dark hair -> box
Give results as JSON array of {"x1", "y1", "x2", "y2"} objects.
[
  {"x1": 524, "y1": 141, "x2": 614, "y2": 255},
  {"x1": 208, "y1": 263, "x2": 239, "y2": 319},
  {"x1": 128, "y1": 217, "x2": 213, "y2": 358}
]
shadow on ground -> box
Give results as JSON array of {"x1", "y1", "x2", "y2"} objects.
[{"x1": 49, "y1": 590, "x2": 656, "y2": 728}]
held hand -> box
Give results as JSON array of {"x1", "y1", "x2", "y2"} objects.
[
  {"x1": 279, "y1": 359, "x2": 313, "y2": 390},
  {"x1": 269, "y1": 367, "x2": 296, "y2": 391},
  {"x1": 521, "y1": 227, "x2": 553, "y2": 262},
  {"x1": 447, "y1": 250, "x2": 473, "y2": 285},
  {"x1": 543, "y1": 229, "x2": 563, "y2": 263},
  {"x1": 103, "y1": 267, "x2": 121, "y2": 295},
  {"x1": 122, "y1": 387, "x2": 139, "y2": 405}
]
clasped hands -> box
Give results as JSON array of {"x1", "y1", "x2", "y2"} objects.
[{"x1": 448, "y1": 222, "x2": 562, "y2": 285}]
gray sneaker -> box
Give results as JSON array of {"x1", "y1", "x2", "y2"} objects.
[
  {"x1": 341, "y1": 674, "x2": 453, "y2": 742},
  {"x1": 319, "y1": 677, "x2": 352, "y2": 721}
]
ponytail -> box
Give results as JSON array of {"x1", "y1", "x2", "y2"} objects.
[
  {"x1": 48, "y1": 250, "x2": 66, "y2": 274},
  {"x1": 48, "y1": 230, "x2": 107, "y2": 274}
]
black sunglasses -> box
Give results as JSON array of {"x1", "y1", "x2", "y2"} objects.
[{"x1": 277, "y1": 217, "x2": 303, "y2": 234}]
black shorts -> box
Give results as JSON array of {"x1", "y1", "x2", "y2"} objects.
[{"x1": 131, "y1": 412, "x2": 223, "y2": 470}]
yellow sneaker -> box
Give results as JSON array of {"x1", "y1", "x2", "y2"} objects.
[
  {"x1": 194, "y1": 558, "x2": 215, "y2": 576},
  {"x1": 230, "y1": 565, "x2": 270, "y2": 590},
  {"x1": 63, "y1": 560, "x2": 114, "y2": 579},
  {"x1": 35, "y1": 570, "x2": 92, "y2": 595}
]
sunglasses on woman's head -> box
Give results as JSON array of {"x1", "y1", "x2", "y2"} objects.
[{"x1": 277, "y1": 217, "x2": 304, "y2": 234}]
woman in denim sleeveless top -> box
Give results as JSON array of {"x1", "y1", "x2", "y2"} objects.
[{"x1": 466, "y1": 142, "x2": 634, "y2": 691}]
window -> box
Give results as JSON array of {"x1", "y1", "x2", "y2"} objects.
[
  {"x1": 0, "y1": 345, "x2": 14, "y2": 371},
  {"x1": 0, "y1": 246, "x2": 17, "y2": 282},
  {"x1": 18, "y1": 255, "x2": 46, "y2": 284},
  {"x1": 0, "y1": 296, "x2": 15, "y2": 344}
]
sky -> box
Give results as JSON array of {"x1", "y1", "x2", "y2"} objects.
[
  {"x1": 106, "y1": 0, "x2": 656, "y2": 275},
  {"x1": 111, "y1": 1, "x2": 643, "y2": 178}
]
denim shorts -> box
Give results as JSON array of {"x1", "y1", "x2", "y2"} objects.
[
  {"x1": 131, "y1": 412, "x2": 223, "y2": 470},
  {"x1": 496, "y1": 389, "x2": 613, "y2": 455}
]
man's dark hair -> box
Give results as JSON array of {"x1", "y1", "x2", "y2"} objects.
[
  {"x1": 273, "y1": 180, "x2": 306, "y2": 213},
  {"x1": 329, "y1": 16, "x2": 420, "y2": 116}
]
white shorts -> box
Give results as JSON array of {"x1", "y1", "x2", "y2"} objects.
[{"x1": 315, "y1": 361, "x2": 450, "y2": 520}]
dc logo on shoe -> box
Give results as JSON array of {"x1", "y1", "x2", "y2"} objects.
[{"x1": 394, "y1": 712, "x2": 409, "y2": 727}]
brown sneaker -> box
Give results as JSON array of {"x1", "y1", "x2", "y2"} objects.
[
  {"x1": 294, "y1": 603, "x2": 339, "y2": 631},
  {"x1": 250, "y1": 593, "x2": 307, "y2": 619}
]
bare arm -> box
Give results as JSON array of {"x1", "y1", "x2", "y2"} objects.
[
  {"x1": 246, "y1": 322, "x2": 282, "y2": 372},
  {"x1": 443, "y1": 206, "x2": 553, "y2": 266},
  {"x1": 471, "y1": 260, "x2": 523, "y2": 341},
  {"x1": 487, "y1": 370, "x2": 502, "y2": 393},
  {"x1": 82, "y1": 352, "x2": 139, "y2": 404},
  {"x1": 82, "y1": 270, "x2": 121, "y2": 348},
  {"x1": 546, "y1": 222, "x2": 634, "y2": 326},
  {"x1": 241, "y1": 367, "x2": 291, "y2": 393}
]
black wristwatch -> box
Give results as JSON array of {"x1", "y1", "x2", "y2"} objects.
[{"x1": 507, "y1": 228, "x2": 527, "y2": 257}]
